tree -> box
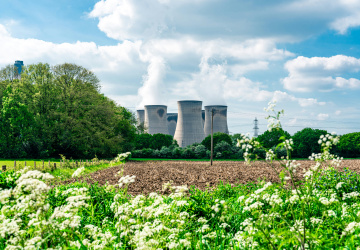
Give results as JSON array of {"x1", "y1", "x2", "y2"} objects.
[
  {"x1": 0, "y1": 86, "x2": 34, "y2": 158},
  {"x1": 0, "y1": 64, "x2": 20, "y2": 82},
  {"x1": 202, "y1": 132, "x2": 233, "y2": 150},
  {"x1": 337, "y1": 132, "x2": 360, "y2": 158},
  {"x1": 0, "y1": 62, "x2": 138, "y2": 159},
  {"x1": 134, "y1": 134, "x2": 154, "y2": 149},
  {"x1": 256, "y1": 128, "x2": 291, "y2": 149},
  {"x1": 292, "y1": 128, "x2": 328, "y2": 158},
  {"x1": 151, "y1": 134, "x2": 174, "y2": 150}
]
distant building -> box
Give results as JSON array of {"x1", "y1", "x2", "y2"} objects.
[{"x1": 14, "y1": 60, "x2": 24, "y2": 75}]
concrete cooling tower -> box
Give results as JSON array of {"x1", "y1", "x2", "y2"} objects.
[
  {"x1": 136, "y1": 110, "x2": 145, "y2": 127},
  {"x1": 204, "y1": 105, "x2": 229, "y2": 137},
  {"x1": 174, "y1": 100, "x2": 205, "y2": 147},
  {"x1": 144, "y1": 105, "x2": 169, "y2": 135},
  {"x1": 167, "y1": 113, "x2": 178, "y2": 137},
  {"x1": 202, "y1": 110, "x2": 205, "y2": 128}
]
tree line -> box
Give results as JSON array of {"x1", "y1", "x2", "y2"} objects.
[{"x1": 0, "y1": 63, "x2": 137, "y2": 159}]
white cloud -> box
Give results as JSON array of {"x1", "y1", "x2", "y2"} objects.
[
  {"x1": 283, "y1": 55, "x2": 360, "y2": 92},
  {"x1": 89, "y1": 0, "x2": 360, "y2": 42},
  {"x1": 335, "y1": 110, "x2": 342, "y2": 115},
  {"x1": 330, "y1": 0, "x2": 360, "y2": 34},
  {"x1": 317, "y1": 113, "x2": 329, "y2": 120}
]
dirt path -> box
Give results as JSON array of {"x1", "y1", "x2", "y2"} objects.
[{"x1": 64, "y1": 159, "x2": 360, "y2": 195}]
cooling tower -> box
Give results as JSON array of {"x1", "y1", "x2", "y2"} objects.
[
  {"x1": 144, "y1": 105, "x2": 169, "y2": 135},
  {"x1": 174, "y1": 100, "x2": 205, "y2": 147},
  {"x1": 167, "y1": 113, "x2": 178, "y2": 137},
  {"x1": 136, "y1": 110, "x2": 145, "y2": 127},
  {"x1": 202, "y1": 110, "x2": 205, "y2": 128},
  {"x1": 204, "y1": 105, "x2": 229, "y2": 137}
]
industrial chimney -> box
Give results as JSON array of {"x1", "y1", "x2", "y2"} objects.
[
  {"x1": 174, "y1": 100, "x2": 205, "y2": 147},
  {"x1": 167, "y1": 113, "x2": 178, "y2": 137},
  {"x1": 204, "y1": 105, "x2": 229, "y2": 137},
  {"x1": 144, "y1": 105, "x2": 169, "y2": 135}
]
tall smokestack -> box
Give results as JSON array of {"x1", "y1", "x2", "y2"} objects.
[
  {"x1": 144, "y1": 105, "x2": 169, "y2": 135},
  {"x1": 204, "y1": 105, "x2": 229, "y2": 137},
  {"x1": 174, "y1": 100, "x2": 205, "y2": 147},
  {"x1": 167, "y1": 113, "x2": 178, "y2": 137},
  {"x1": 136, "y1": 110, "x2": 145, "y2": 127}
]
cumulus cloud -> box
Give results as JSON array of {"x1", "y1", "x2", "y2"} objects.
[
  {"x1": 283, "y1": 55, "x2": 360, "y2": 92},
  {"x1": 89, "y1": 0, "x2": 360, "y2": 42}
]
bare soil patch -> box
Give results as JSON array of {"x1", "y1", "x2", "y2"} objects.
[{"x1": 64, "y1": 160, "x2": 360, "y2": 195}]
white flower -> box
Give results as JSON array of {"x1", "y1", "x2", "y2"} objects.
[
  {"x1": 72, "y1": 166, "x2": 85, "y2": 178},
  {"x1": 336, "y1": 182, "x2": 344, "y2": 190}
]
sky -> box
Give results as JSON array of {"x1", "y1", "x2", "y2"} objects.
[{"x1": 1, "y1": 0, "x2": 360, "y2": 136}]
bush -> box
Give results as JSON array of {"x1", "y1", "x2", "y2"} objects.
[
  {"x1": 159, "y1": 146, "x2": 172, "y2": 158},
  {"x1": 134, "y1": 134, "x2": 153, "y2": 149},
  {"x1": 172, "y1": 147, "x2": 182, "y2": 159},
  {"x1": 194, "y1": 144, "x2": 207, "y2": 159},
  {"x1": 202, "y1": 132, "x2": 232, "y2": 150},
  {"x1": 337, "y1": 132, "x2": 360, "y2": 158},
  {"x1": 181, "y1": 148, "x2": 195, "y2": 159},
  {"x1": 151, "y1": 134, "x2": 174, "y2": 150},
  {"x1": 214, "y1": 141, "x2": 233, "y2": 159},
  {"x1": 140, "y1": 148, "x2": 154, "y2": 158},
  {"x1": 292, "y1": 128, "x2": 328, "y2": 158}
]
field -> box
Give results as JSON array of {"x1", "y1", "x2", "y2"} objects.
[
  {"x1": 3, "y1": 157, "x2": 360, "y2": 249},
  {"x1": 66, "y1": 159, "x2": 360, "y2": 195}
]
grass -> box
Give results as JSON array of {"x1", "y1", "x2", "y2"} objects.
[{"x1": 0, "y1": 158, "x2": 121, "y2": 182}]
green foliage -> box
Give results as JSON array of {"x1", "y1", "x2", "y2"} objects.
[
  {"x1": 0, "y1": 86, "x2": 34, "y2": 158},
  {"x1": 0, "y1": 63, "x2": 137, "y2": 159},
  {"x1": 134, "y1": 133, "x2": 175, "y2": 150},
  {"x1": 256, "y1": 128, "x2": 290, "y2": 149},
  {"x1": 0, "y1": 169, "x2": 21, "y2": 189},
  {"x1": 315, "y1": 167, "x2": 360, "y2": 195},
  {"x1": 292, "y1": 127, "x2": 328, "y2": 158},
  {"x1": 202, "y1": 132, "x2": 233, "y2": 150},
  {"x1": 151, "y1": 133, "x2": 174, "y2": 150},
  {"x1": 194, "y1": 144, "x2": 207, "y2": 159},
  {"x1": 337, "y1": 132, "x2": 360, "y2": 158}
]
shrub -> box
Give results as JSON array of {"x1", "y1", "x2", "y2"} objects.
[
  {"x1": 194, "y1": 144, "x2": 207, "y2": 159},
  {"x1": 202, "y1": 132, "x2": 232, "y2": 150},
  {"x1": 159, "y1": 146, "x2": 172, "y2": 158},
  {"x1": 151, "y1": 134, "x2": 174, "y2": 150},
  {"x1": 181, "y1": 148, "x2": 195, "y2": 159},
  {"x1": 134, "y1": 133, "x2": 153, "y2": 149},
  {"x1": 172, "y1": 147, "x2": 182, "y2": 159},
  {"x1": 214, "y1": 141, "x2": 232, "y2": 159}
]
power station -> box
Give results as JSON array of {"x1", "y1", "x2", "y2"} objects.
[
  {"x1": 204, "y1": 105, "x2": 229, "y2": 137},
  {"x1": 144, "y1": 105, "x2": 169, "y2": 135},
  {"x1": 136, "y1": 101, "x2": 229, "y2": 147},
  {"x1": 167, "y1": 113, "x2": 178, "y2": 137},
  {"x1": 173, "y1": 100, "x2": 205, "y2": 147}
]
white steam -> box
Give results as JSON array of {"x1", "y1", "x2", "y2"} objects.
[{"x1": 138, "y1": 57, "x2": 166, "y2": 107}]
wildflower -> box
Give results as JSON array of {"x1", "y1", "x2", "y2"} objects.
[{"x1": 72, "y1": 166, "x2": 85, "y2": 178}]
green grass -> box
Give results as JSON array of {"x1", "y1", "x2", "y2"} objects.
[{"x1": 0, "y1": 158, "x2": 121, "y2": 182}]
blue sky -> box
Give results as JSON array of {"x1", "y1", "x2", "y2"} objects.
[{"x1": 1, "y1": 0, "x2": 360, "y2": 135}]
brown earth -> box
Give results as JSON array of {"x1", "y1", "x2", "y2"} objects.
[{"x1": 64, "y1": 159, "x2": 360, "y2": 195}]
